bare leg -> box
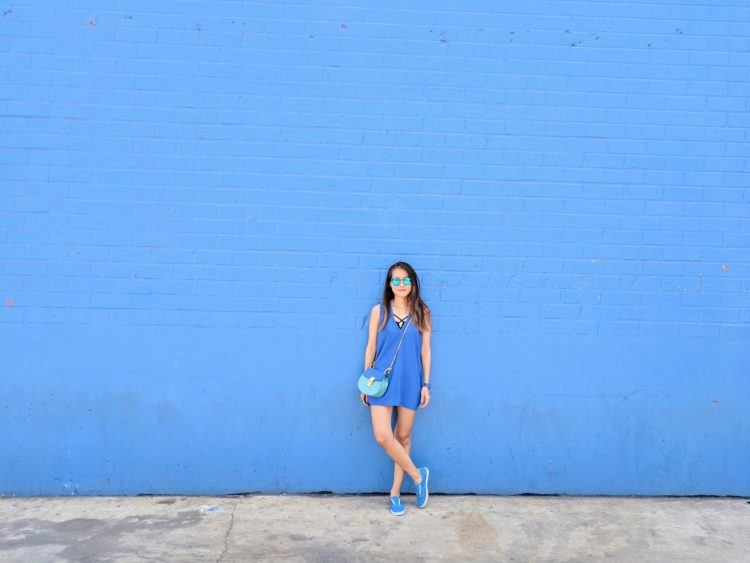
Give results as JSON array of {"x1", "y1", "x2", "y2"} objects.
[
  {"x1": 390, "y1": 406, "x2": 417, "y2": 497},
  {"x1": 370, "y1": 405, "x2": 421, "y2": 485}
]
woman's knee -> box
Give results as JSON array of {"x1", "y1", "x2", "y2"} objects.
[
  {"x1": 395, "y1": 431, "x2": 412, "y2": 447},
  {"x1": 373, "y1": 431, "x2": 393, "y2": 448}
]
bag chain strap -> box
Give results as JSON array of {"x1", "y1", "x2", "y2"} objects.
[{"x1": 384, "y1": 317, "x2": 411, "y2": 375}]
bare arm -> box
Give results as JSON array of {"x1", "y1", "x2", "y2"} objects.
[
  {"x1": 421, "y1": 308, "x2": 432, "y2": 385},
  {"x1": 360, "y1": 305, "x2": 381, "y2": 405},
  {"x1": 419, "y1": 308, "x2": 432, "y2": 408},
  {"x1": 364, "y1": 304, "x2": 380, "y2": 370}
]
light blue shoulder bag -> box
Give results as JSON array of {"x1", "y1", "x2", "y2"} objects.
[{"x1": 357, "y1": 317, "x2": 411, "y2": 398}]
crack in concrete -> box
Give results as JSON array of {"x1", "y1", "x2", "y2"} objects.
[{"x1": 216, "y1": 500, "x2": 238, "y2": 563}]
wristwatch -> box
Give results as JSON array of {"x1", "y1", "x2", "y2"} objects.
[{"x1": 422, "y1": 383, "x2": 431, "y2": 390}]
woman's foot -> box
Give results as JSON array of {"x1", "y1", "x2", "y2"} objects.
[{"x1": 390, "y1": 496, "x2": 405, "y2": 516}]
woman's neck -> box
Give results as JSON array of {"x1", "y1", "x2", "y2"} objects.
[{"x1": 391, "y1": 297, "x2": 408, "y2": 310}]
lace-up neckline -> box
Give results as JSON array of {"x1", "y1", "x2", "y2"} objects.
[{"x1": 391, "y1": 306, "x2": 410, "y2": 329}]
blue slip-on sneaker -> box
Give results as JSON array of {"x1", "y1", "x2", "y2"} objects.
[
  {"x1": 390, "y1": 496, "x2": 405, "y2": 516},
  {"x1": 415, "y1": 467, "x2": 429, "y2": 508}
]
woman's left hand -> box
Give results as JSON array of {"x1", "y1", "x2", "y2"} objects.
[{"x1": 419, "y1": 386, "x2": 431, "y2": 409}]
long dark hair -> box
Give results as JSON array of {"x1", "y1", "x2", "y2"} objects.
[{"x1": 379, "y1": 261, "x2": 430, "y2": 333}]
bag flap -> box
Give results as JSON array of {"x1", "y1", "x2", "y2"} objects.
[{"x1": 364, "y1": 366, "x2": 389, "y2": 381}]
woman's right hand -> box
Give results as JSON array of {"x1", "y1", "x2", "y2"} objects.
[{"x1": 360, "y1": 392, "x2": 369, "y2": 406}]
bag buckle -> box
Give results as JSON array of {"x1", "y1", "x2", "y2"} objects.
[{"x1": 367, "y1": 377, "x2": 375, "y2": 387}]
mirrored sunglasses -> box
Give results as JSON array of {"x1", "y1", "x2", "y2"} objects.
[{"x1": 391, "y1": 277, "x2": 412, "y2": 286}]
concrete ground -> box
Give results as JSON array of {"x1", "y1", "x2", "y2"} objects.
[{"x1": 0, "y1": 494, "x2": 748, "y2": 562}]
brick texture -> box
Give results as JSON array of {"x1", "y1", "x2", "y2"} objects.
[
  {"x1": 2, "y1": 1, "x2": 749, "y2": 339},
  {"x1": 2, "y1": 1, "x2": 750, "y2": 496}
]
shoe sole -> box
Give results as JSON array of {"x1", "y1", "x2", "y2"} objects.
[
  {"x1": 417, "y1": 467, "x2": 430, "y2": 508},
  {"x1": 390, "y1": 508, "x2": 405, "y2": 516}
]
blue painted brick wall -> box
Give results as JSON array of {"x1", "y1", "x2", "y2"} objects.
[{"x1": 1, "y1": 1, "x2": 749, "y2": 495}]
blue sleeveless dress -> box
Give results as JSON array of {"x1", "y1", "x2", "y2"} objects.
[{"x1": 367, "y1": 304, "x2": 424, "y2": 411}]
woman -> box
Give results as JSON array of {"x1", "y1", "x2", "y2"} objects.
[{"x1": 361, "y1": 261, "x2": 432, "y2": 516}]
